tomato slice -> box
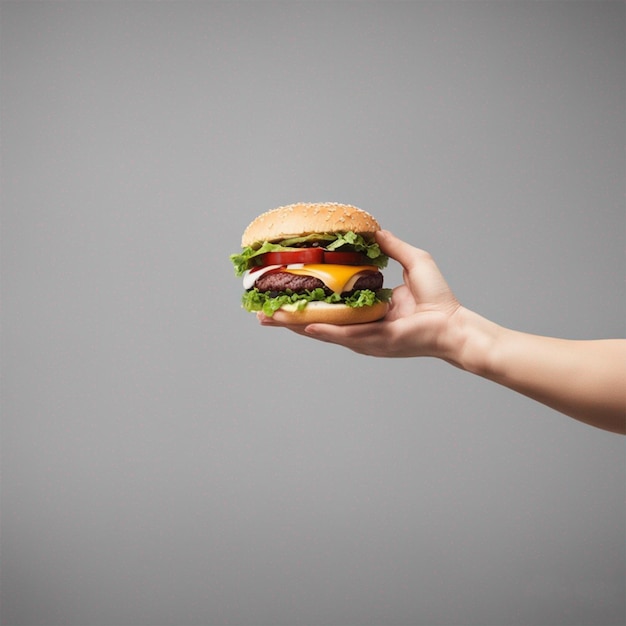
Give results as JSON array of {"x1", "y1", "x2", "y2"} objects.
[
  {"x1": 259, "y1": 248, "x2": 324, "y2": 266},
  {"x1": 257, "y1": 248, "x2": 369, "y2": 267},
  {"x1": 323, "y1": 251, "x2": 370, "y2": 265}
]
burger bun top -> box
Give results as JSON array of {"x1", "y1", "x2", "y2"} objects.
[{"x1": 241, "y1": 202, "x2": 381, "y2": 247}]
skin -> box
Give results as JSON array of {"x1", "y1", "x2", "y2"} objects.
[{"x1": 259, "y1": 230, "x2": 626, "y2": 435}]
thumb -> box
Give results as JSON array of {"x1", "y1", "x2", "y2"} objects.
[
  {"x1": 376, "y1": 229, "x2": 427, "y2": 272},
  {"x1": 376, "y1": 230, "x2": 457, "y2": 308}
]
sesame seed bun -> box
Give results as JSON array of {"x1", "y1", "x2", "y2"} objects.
[
  {"x1": 241, "y1": 202, "x2": 381, "y2": 247},
  {"x1": 273, "y1": 300, "x2": 389, "y2": 325}
]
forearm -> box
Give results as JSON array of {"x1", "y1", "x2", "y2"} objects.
[{"x1": 446, "y1": 308, "x2": 626, "y2": 434}]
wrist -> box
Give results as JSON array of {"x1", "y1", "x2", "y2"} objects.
[{"x1": 442, "y1": 306, "x2": 503, "y2": 376}]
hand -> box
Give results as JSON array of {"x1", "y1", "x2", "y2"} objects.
[
  {"x1": 258, "y1": 230, "x2": 463, "y2": 359},
  {"x1": 257, "y1": 229, "x2": 626, "y2": 432}
]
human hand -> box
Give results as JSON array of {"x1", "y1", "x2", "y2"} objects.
[
  {"x1": 259, "y1": 230, "x2": 626, "y2": 433},
  {"x1": 258, "y1": 230, "x2": 464, "y2": 359}
]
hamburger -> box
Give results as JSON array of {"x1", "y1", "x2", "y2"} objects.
[{"x1": 230, "y1": 202, "x2": 392, "y2": 324}]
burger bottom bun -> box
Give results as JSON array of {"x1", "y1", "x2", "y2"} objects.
[{"x1": 272, "y1": 301, "x2": 389, "y2": 325}]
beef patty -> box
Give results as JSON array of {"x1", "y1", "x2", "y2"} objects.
[{"x1": 253, "y1": 270, "x2": 383, "y2": 295}]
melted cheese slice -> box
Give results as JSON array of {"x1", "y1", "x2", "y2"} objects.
[{"x1": 284, "y1": 264, "x2": 378, "y2": 294}]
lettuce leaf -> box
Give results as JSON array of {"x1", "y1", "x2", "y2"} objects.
[
  {"x1": 230, "y1": 231, "x2": 388, "y2": 276},
  {"x1": 241, "y1": 287, "x2": 393, "y2": 317}
]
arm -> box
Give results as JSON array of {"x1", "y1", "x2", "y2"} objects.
[
  {"x1": 260, "y1": 230, "x2": 626, "y2": 434},
  {"x1": 447, "y1": 308, "x2": 626, "y2": 434}
]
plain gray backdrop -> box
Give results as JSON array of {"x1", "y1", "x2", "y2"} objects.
[{"x1": 1, "y1": 2, "x2": 624, "y2": 625}]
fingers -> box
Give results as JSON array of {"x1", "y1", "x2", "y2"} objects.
[
  {"x1": 304, "y1": 320, "x2": 372, "y2": 341},
  {"x1": 257, "y1": 312, "x2": 348, "y2": 342},
  {"x1": 303, "y1": 321, "x2": 390, "y2": 355},
  {"x1": 256, "y1": 312, "x2": 311, "y2": 337},
  {"x1": 257, "y1": 311, "x2": 386, "y2": 354}
]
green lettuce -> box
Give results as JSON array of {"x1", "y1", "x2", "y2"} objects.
[
  {"x1": 242, "y1": 287, "x2": 393, "y2": 317},
  {"x1": 230, "y1": 231, "x2": 388, "y2": 276}
]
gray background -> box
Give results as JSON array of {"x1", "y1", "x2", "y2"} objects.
[{"x1": 2, "y1": 2, "x2": 624, "y2": 625}]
